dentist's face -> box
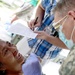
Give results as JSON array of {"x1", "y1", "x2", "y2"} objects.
[{"x1": 54, "y1": 11, "x2": 75, "y2": 42}]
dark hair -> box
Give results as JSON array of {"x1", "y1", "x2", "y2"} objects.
[
  {"x1": 0, "y1": 71, "x2": 6, "y2": 75},
  {"x1": 0, "y1": 62, "x2": 6, "y2": 75},
  {"x1": 53, "y1": 0, "x2": 75, "y2": 16}
]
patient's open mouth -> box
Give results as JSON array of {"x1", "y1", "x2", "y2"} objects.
[
  {"x1": 13, "y1": 51, "x2": 23, "y2": 60},
  {"x1": 16, "y1": 53, "x2": 22, "y2": 60}
]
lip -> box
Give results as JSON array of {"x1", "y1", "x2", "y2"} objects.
[
  {"x1": 13, "y1": 50, "x2": 24, "y2": 61},
  {"x1": 16, "y1": 53, "x2": 23, "y2": 60}
]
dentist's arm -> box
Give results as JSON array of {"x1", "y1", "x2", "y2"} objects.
[
  {"x1": 35, "y1": 31, "x2": 68, "y2": 49},
  {"x1": 28, "y1": 0, "x2": 45, "y2": 30}
]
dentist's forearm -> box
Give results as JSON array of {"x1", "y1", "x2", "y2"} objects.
[
  {"x1": 33, "y1": 2, "x2": 45, "y2": 23},
  {"x1": 46, "y1": 35, "x2": 68, "y2": 49}
]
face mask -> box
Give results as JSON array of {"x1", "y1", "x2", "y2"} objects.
[
  {"x1": 59, "y1": 25, "x2": 75, "y2": 49},
  {"x1": 53, "y1": 16, "x2": 75, "y2": 49}
]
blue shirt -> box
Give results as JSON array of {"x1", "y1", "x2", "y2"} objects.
[{"x1": 28, "y1": 0, "x2": 61, "y2": 58}]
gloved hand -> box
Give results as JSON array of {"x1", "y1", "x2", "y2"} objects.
[{"x1": 22, "y1": 53, "x2": 42, "y2": 75}]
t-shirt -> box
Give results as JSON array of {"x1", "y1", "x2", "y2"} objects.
[{"x1": 22, "y1": 53, "x2": 42, "y2": 75}]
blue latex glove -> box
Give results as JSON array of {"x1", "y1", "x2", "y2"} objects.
[{"x1": 22, "y1": 53, "x2": 42, "y2": 75}]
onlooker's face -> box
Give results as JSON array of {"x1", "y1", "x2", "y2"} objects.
[
  {"x1": 54, "y1": 11, "x2": 75, "y2": 42},
  {"x1": 0, "y1": 40, "x2": 25, "y2": 73}
]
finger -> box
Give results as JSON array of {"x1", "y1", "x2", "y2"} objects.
[
  {"x1": 31, "y1": 26, "x2": 35, "y2": 31},
  {"x1": 34, "y1": 31, "x2": 45, "y2": 33},
  {"x1": 36, "y1": 34, "x2": 42, "y2": 39},
  {"x1": 28, "y1": 22, "x2": 34, "y2": 30},
  {"x1": 34, "y1": 31, "x2": 43, "y2": 36},
  {"x1": 34, "y1": 31, "x2": 41, "y2": 33},
  {"x1": 34, "y1": 23, "x2": 40, "y2": 27}
]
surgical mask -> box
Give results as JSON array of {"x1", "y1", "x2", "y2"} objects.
[{"x1": 53, "y1": 16, "x2": 75, "y2": 49}]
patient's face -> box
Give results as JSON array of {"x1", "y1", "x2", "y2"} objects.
[{"x1": 0, "y1": 40, "x2": 25, "y2": 73}]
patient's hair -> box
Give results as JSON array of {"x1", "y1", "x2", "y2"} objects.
[
  {"x1": 0, "y1": 62, "x2": 6, "y2": 75},
  {"x1": 53, "y1": 0, "x2": 75, "y2": 16}
]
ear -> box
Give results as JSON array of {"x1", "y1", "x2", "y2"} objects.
[{"x1": 68, "y1": 11, "x2": 75, "y2": 19}]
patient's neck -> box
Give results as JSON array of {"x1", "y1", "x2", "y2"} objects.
[
  {"x1": 6, "y1": 71, "x2": 23, "y2": 75},
  {"x1": 7, "y1": 73, "x2": 23, "y2": 75}
]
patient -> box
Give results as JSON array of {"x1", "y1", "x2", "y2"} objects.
[{"x1": 0, "y1": 40, "x2": 42, "y2": 75}]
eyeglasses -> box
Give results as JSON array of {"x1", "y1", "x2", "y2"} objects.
[{"x1": 53, "y1": 15, "x2": 67, "y2": 30}]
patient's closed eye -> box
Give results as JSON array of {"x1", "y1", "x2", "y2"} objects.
[
  {"x1": 3, "y1": 47, "x2": 9, "y2": 56},
  {"x1": 4, "y1": 49, "x2": 8, "y2": 55}
]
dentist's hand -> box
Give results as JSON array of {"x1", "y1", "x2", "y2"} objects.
[
  {"x1": 34, "y1": 31, "x2": 50, "y2": 40},
  {"x1": 28, "y1": 18, "x2": 41, "y2": 31}
]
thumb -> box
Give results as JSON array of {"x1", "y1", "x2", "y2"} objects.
[
  {"x1": 34, "y1": 23, "x2": 41, "y2": 27},
  {"x1": 34, "y1": 31, "x2": 40, "y2": 33}
]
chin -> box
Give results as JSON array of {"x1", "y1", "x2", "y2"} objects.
[{"x1": 14, "y1": 66, "x2": 22, "y2": 73}]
